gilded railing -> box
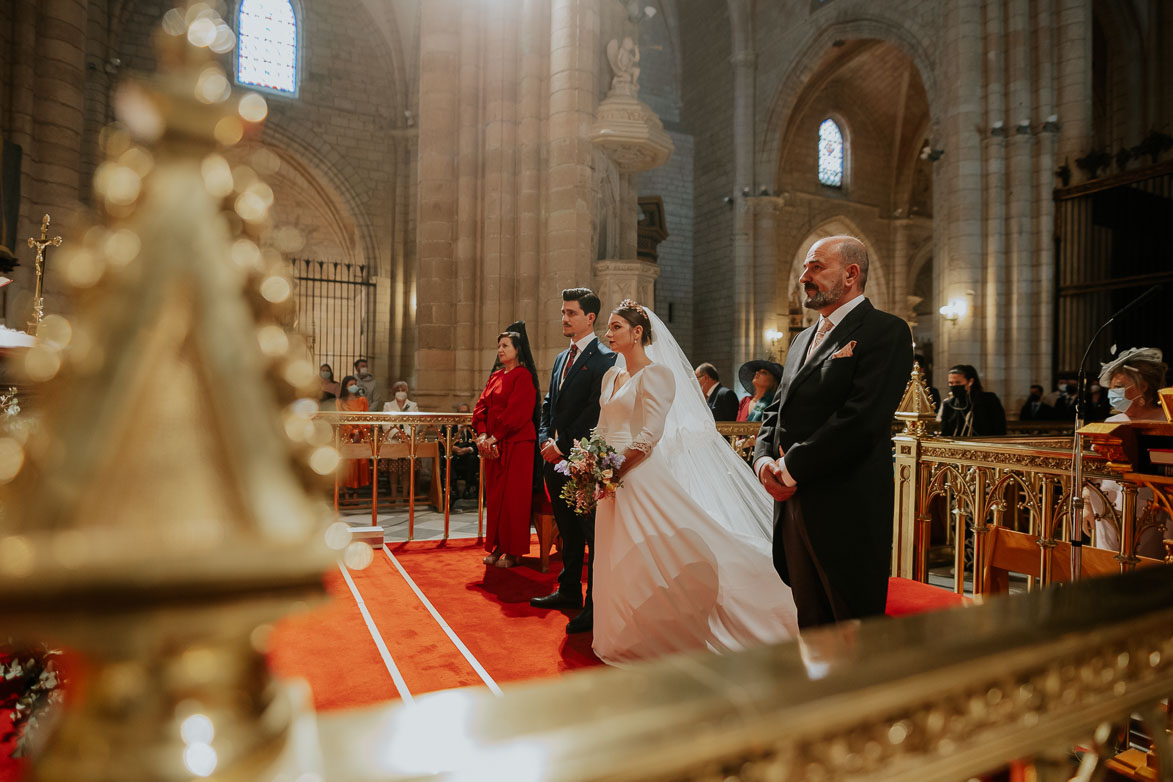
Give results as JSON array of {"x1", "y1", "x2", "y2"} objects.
[
  {"x1": 892, "y1": 366, "x2": 1172, "y2": 595},
  {"x1": 312, "y1": 563, "x2": 1173, "y2": 781},
  {"x1": 311, "y1": 411, "x2": 480, "y2": 541}
]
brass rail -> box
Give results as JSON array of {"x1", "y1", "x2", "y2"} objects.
[{"x1": 312, "y1": 412, "x2": 479, "y2": 541}]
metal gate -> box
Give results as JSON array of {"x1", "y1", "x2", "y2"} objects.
[
  {"x1": 290, "y1": 258, "x2": 376, "y2": 378},
  {"x1": 1053, "y1": 162, "x2": 1173, "y2": 377}
]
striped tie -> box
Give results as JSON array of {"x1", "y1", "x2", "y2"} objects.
[{"x1": 560, "y1": 344, "x2": 579, "y2": 387}]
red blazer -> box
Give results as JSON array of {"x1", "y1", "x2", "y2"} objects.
[{"x1": 473, "y1": 368, "x2": 537, "y2": 444}]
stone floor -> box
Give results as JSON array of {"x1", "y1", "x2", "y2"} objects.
[{"x1": 338, "y1": 499, "x2": 483, "y2": 542}]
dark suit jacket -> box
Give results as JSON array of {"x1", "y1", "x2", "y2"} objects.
[
  {"x1": 1019, "y1": 399, "x2": 1055, "y2": 421},
  {"x1": 539, "y1": 337, "x2": 617, "y2": 457},
  {"x1": 706, "y1": 384, "x2": 739, "y2": 422},
  {"x1": 753, "y1": 299, "x2": 912, "y2": 619}
]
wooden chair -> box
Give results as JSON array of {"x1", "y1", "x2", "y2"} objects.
[{"x1": 532, "y1": 492, "x2": 559, "y2": 573}]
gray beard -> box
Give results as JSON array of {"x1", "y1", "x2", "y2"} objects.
[{"x1": 803, "y1": 279, "x2": 845, "y2": 310}]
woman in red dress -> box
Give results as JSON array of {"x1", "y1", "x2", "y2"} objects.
[
  {"x1": 473, "y1": 328, "x2": 540, "y2": 568},
  {"x1": 335, "y1": 375, "x2": 371, "y2": 493}
]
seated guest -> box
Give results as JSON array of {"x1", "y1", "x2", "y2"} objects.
[
  {"x1": 694, "y1": 362, "x2": 739, "y2": 421},
  {"x1": 1083, "y1": 348, "x2": 1172, "y2": 558},
  {"x1": 1019, "y1": 384, "x2": 1055, "y2": 420},
  {"x1": 382, "y1": 380, "x2": 421, "y2": 492},
  {"x1": 335, "y1": 375, "x2": 371, "y2": 495},
  {"x1": 382, "y1": 380, "x2": 420, "y2": 415},
  {"x1": 736, "y1": 359, "x2": 782, "y2": 422},
  {"x1": 1049, "y1": 376, "x2": 1079, "y2": 420},
  {"x1": 941, "y1": 364, "x2": 1007, "y2": 436},
  {"x1": 443, "y1": 402, "x2": 480, "y2": 500},
  {"x1": 473, "y1": 327, "x2": 540, "y2": 569},
  {"x1": 319, "y1": 363, "x2": 340, "y2": 407}
]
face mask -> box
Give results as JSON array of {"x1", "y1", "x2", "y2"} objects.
[
  {"x1": 347, "y1": 384, "x2": 360, "y2": 395},
  {"x1": 395, "y1": 391, "x2": 408, "y2": 402},
  {"x1": 1029, "y1": 393, "x2": 1041, "y2": 402},
  {"x1": 949, "y1": 385, "x2": 968, "y2": 404},
  {"x1": 357, "y1": 368, "x2": 369, "y2": 377},
  {"x1": 1107, "y1": 387, "x2": 1133, "y2": 413},
  {"x1": 1063, "y1": 384, "x2": 1077, "y2": 395},
  {"x1": 320, "y1": 371, "x2": 332, "y2": 379}
]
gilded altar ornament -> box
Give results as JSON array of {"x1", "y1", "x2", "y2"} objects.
[
  {"x1": 25, "y1": 214, "x2": 63, "y2": 336},
  {"x1": 895, "y1": 360, "x2": 937, "y2": 435},
  {"x1": 0, "y1": 5, "x2": 339, "y2": 780}
]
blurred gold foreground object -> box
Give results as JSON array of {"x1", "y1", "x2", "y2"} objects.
[{"x1": 0, "y1": 4, "x2": 332, "y2": 780}]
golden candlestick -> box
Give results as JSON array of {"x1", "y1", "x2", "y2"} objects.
[{"x1": 25, "y1": 213, "x2": 62, "y2": 336}]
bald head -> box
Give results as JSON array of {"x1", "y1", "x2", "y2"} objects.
[{"x1": 800, "y1": 235, "x2": 870, "y2": 315}]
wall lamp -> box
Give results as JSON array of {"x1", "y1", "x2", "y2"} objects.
[
  {"x1": 765, "y1": 328, "x2": 785, "y2": 360},
  {"x1": 938, "y1": 297, "x2": 969, "y2": 322}
]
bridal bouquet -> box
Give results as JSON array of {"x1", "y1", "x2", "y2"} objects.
[{"x1": 554, "y1": 433, "x2": 625, "y2": 515}]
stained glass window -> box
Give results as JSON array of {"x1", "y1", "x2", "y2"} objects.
[
  {"x1": 236, "y1": 0, "x2": 298, "y2": 95},
  {"x1": 818, "y1": 118, "x2": 844, "y2": 187}
]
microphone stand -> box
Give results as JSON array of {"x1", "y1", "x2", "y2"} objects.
[{"x1": 1067, "y1": 284, "x2": 1163, "y2": 582}]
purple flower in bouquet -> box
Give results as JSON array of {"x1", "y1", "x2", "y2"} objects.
[{"x1": 558, "y1": 432, "x2": 625, "y2": 515}]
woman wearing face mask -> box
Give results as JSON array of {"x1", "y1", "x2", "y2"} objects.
[
  {"x1": 319, "y1": 364, "x2": 340, "y2": 406},
  {"x1": 335, "y1": 375, "x2": 371, "y2": 494},
  {"x1": 382, "y1": 381, "x2": 420, "y2": 414},
  {"x1": 940, "y1": 364, "x2": 1007, "y2": 437},
  {"x1": 472, "y1": 327, "x2": 540, "y2": 568},
  {"x1": 1082, "y1": 348, "x2": 1171, "y2": 558}
]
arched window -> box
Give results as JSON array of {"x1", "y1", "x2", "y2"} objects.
[
  {"x1": 817, "y1": 118, "x2": 844, "y2": 188},
  {"x1": 236, "y1": 0, "x2": 298, "y2": 95}
]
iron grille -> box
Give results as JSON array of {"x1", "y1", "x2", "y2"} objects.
[{"x1": 290, "y1": 258, "x2": 376, "y2": 379}]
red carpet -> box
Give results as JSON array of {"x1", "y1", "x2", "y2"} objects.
[{"x1": 267, "y1": 535, "x2": 601, "y2": 711}]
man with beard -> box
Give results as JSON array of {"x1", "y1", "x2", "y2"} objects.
[{"x1": 753, "y1": 235, "x2": 912, "y2": 628}]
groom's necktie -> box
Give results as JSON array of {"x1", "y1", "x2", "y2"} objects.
[
  {"x1": 805, "y1": 318, "x2": 834, "y2": 364},
  {"x1": 560, "y1": 344, "x2": 579, "y2": 387}
]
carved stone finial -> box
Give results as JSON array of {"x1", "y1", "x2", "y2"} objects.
[{"x1": 895, "y1": 361, "x2": 937, "y2": 436}]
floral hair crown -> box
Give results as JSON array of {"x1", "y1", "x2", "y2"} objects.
[{"x1": 619, "y1": 298, "x2": 646, "y2": 317}]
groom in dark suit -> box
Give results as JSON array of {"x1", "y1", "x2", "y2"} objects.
[
  {"x1": 531, "y1": 287, "x2": 616, "y2": 634},
  {"x1": 754, "y1": 236, "x2": 912, "y2": 628}
]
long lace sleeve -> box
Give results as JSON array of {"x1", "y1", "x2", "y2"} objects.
[{"x1": 630, "y1": 364, "x2": 676, "y2": 454}]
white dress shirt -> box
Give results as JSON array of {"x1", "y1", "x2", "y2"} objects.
[{"x1": 756, "y1": 296, "x2": 869, "y2": 488}]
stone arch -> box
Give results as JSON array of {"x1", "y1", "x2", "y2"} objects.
[
  {"x1": 783, "y1": 215, "x2": 890, "y2": 334},
  {"x1": 757, "y1": 16, "x2": 937, "y2": 189},
  {"x1": 259, "y1": 122, "x2": 382, "y2": 272}
]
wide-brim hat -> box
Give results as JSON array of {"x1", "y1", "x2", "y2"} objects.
[{"x1": 738, "y1": 359, "x2": 784, "y2": 394}]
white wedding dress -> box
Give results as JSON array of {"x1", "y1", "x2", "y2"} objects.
[{"x1": 592, "y1": 311, "x2": 799, "y2": 665}]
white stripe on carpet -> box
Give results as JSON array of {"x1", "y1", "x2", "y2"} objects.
[
  {"x1": 383, "y1": 547, "x2": 504, "y2": 697},
  {"x1": 337, "y1": 561, "x2": 415, "y2": 703}
]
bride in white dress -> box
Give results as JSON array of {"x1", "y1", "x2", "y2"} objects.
[{"x1": 592, "y1": 300, "x2": 799, "y2": 665}]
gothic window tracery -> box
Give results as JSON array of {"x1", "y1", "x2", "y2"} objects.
[
  {"x1": 818, "y1": 118, "x2": 844, "y2": 188},
  {"x1": 236, "y1": 0, "x2": 298, "y2": 95}
]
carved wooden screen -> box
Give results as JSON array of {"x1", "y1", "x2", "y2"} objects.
[{"x1": 1053, "y1": 162, "x2": 1173, "y2": 378}]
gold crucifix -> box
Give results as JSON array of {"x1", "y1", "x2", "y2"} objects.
[{"x1": 26, "y1": 213, "x2": 62, "y2": 336}]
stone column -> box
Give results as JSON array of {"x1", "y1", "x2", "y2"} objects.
[
  {"x1": 543, "y1": 0, "x2": 599, "y2": 368},
  {"x1": 416, "y1": 0, "x2": 461, "y2": 398},
  {"x1": 936, "y1": 0, "x2": 983, "y2": 378},
  {"x1": 890, "y1": 217, "x2": 912, "y2": 323},
  {"x1": 593, "y1": 259, "x2": 660, "y2": 319},
  {"x1": 728, "y1": 0, "x2": 757, "y2": 375}
]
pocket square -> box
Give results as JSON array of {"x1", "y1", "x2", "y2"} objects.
[{"x1": 832, "y1": 341, "x2": 857, "y2": 359}]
